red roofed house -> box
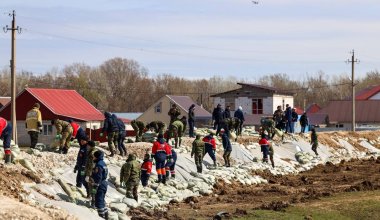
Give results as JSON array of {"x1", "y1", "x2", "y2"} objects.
[
  {"x1": 137, "y1": 95, "x2": 212, "y2": 126},
  {"x1": 211, "y1": 83, "x2": 294, "y2": 125},
  {"x1": 355, "y1": 85, "x2": 380, "y2": 100},
  {"x1": 0, "y1": 88, "x2": 104, "y2": 147}
]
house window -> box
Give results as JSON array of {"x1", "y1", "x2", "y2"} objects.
[
  {"x1": 43, "y1": 124, "x2": 53, "y2": 136},
  {"x1": 155, "y1": 102, "x2": 162, "y2": 113},
  {"x1": 252, "y1": 98, "x2": 263, "y2": 114}
]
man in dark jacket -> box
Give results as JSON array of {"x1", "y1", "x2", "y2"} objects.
[
  {"x1": 188, "y1": 104, "x2": 195, "y2": 138},
  {"x1": 300, "y1": 112, "x2": 309, "y2": 133},
  {"x1": 291, "y1": 108, "x2": 298, "y2": 133},
  {"x1": 284, "y1": 104, "x2": 292, "y2": 133},
  {"x1": 100, "y1": 112, "x2": 119, "y2": 157},
  {"x1": 222, "y1": 132, "x2": 232, "y2": 167},
  {"x1": 115, "y1": 116, "x2": 127, "y2": 156},
  {"x1": 91, "y1": 150, "x2": 108, "y2": 219},
  {"x1": 223, "y1": 105, "x2": 231, "y2": 119},
  {"x1": 212, "y1": 104, "x2": 224, "y2": 136},
  {"x1": 234, "y1": 106, "x2": 245, "y2": 136}
]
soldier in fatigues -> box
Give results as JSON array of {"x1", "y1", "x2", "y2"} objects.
[
  {"x1": 191, "y1": 134, "x2": 205, "y2": 173},
  {"x1": 310, "y1": 128, "x2": 319, "y2": 156},
  {"x1": 168, "y1": 120, "x2": 184, "y2": 148},
  {"x1": 100, "y1": 112, "x2": 119, "y2": 157},
  {"x1": 51, "y1": 119, "x2": 73, "y2": 154},
  {"x1": 120, "y1": 153, "x2": 141, "y2": 202},
  {"x1": 25, "y1": 103, "x2": 42, "y2": 149},
  {"x1": 91, "y1": 151, "x2": 108, "y2": 219},
  {"x1": 168, "y1": 104, "x2": 181, "y2": 124},
  {"x1": 269, "y1": 143, "x2": 275, "y2": 168},
  {"x1": 131, "y1": 120, "x2": 145, "y2": 142},
  {"x1": 85, "y1": 141, "x2": 97, "y2": 204},
  {"x1": 146, "y1": 121, "x2": 166, "y2": 135}
]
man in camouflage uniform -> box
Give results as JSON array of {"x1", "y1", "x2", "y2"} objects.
[
  {"x1": 120, "y1": 153, "x2": 141, "y2": 202},
  {"x1": 146, "y1": 121, "x2": 166, "y2": 135},
  {"x1": 260, "y1": 117, "x2": 276, "y2": 140},
  {"x1": 168, "y1": 120, "x2": 184, "y2": 148},
  {"x1": 100, "y1": 112, "x2": 119, "y2": 157},
  {"x1": 85, "y1": 141, "x2": 97, "y2": 204},
  {"x1": 131, "y1": 120, "x2": 145, "y2": 142},
  {"x1": 25, "y1": 103, "x2": 43, "y2": 149},
  {"x1": 191, "y1": 134, "x2": 205, "y2": 173},
  {"x1": 51, "y1": 119, "x2": 73, "y2": 154},
  {"x1": 168, "y1": 103, "x2": 181, "y2": 125}
]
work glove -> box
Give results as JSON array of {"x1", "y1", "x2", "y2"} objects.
[
  {"x1": 55, "y1": 134, "x2": 62, "y2": 140},
  {"x1": 73, "y1": 165, "x2": 78, "y2": 173},
  {"x1": 38, "y1": 127, "x2": 43, "y2": 133},
  {"x1": 91, "y1": 187, "x2": 97, "y2": 195},
  {"x1": 99, "y1": 133, "x2": 103, "y2": 137}
]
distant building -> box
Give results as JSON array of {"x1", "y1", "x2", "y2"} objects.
[
  {"x1": 0, "y1": 97, "x2": 10, "y2": 109},
  {"x1": 0, "y1": 88, "x2": 104, "y2": 147},
  {"x1": 137, "y1": 95, "x2": 212, "y2": 126},
  {"x1": 211, "y1": 83, "x2": 294, "y2": 125}
]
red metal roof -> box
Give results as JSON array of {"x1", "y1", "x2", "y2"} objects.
[
  {"x1": 355, "y1": 85, "x2": 380, "y2": 100},
  {"x1": 294, "y1": 106, "x2": 304, "y2": 115},
  {"x1": 167, "y1": 95, "x2": 211, "y2": 118},
  {"x1": 318, "y1": 100, "x2": 380, "y2": 123},
  {"x1": 26, "y1": 88, "x2": 104, "y2": 121},
  {"x1": 305, "y1": 103, "x2": 322, "y2": 114}
]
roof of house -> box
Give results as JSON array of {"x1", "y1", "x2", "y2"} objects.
[
  {"x1": 294, "y1": 106, "x2": 304, "y2": 115},
  {"x1": 25, "y1": 88, "x2": 104, "y2": 121},
  {"x1": 167, "y1": 95, "x2": 211, "y2": 118},
  {"x1": 318, "y1": 100, "x2": 380, "y2": 123},
  {"x1": 211, "y1": 82, "x2": 294, "y2": 97},
  {"x1": 0, "y1": 97, "x2": 10, "y2": 107},
  {"x1": 114, "y1": 112, "x2": 142, "y2": 120},
  {"x1": 308, "y1": 113, "x2": 328, "y2": 125},
  {"x1": 355, "y1": 85, "x2": 380, "y2": 100},
  {"x1": 305, "y1": 103, "x2": 322, "y2": 114}
]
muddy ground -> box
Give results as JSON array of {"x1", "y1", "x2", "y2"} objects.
[{"x1": 129, "y1": 157, "x2": 380, "y2": 220}]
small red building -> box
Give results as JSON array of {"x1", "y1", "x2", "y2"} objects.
[{"x1": 0, "y1": 88, "x2": 104, "y2": 147}]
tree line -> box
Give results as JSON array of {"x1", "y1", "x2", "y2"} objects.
[{"x1": 0, "y1": 57, "x2": 379, "y2": 113}]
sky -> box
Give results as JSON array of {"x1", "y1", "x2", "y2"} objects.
[{"x1": 0, "y1": 0, "x2": 379, "y2": 80}]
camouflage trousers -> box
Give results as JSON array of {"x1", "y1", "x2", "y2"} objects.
[
  {"x1": 107, "y1": 132, "x2": 118, "y2": 154},
  {"x1": 194, "y1": 154, "x2": 203, "y2": 173},
  {"x1": 126, "y1": 181, "x2": 138, "y2": 201},
  {"x1": 60, "y1": 131, "x2": 72, "y2": 149}
]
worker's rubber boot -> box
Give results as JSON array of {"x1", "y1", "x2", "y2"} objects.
[
  {"x1": 213, "y1": 160, "x2": 217, "y2": 168},
  {"x1": 166, "y1": 170, "x2": 170, "y2": 178},
  {"x1": 109, "y1": 150, "x2": 115, "y2": 157},
  {"x1": 179, "y1": 138, "x2": 182, "y2": 148},
  {"x1": 62, "y1": 147, "x2": 68, "y2": 154},
  {"x1": 162, "y1": 176, "x2": 166, "y2": 185},
  {"x1": 4, "y1": 154, "x2": 11, "y2": 164},
  {"x1": 171, "y1": 174, "x2": 175, "y2": 179},
  {"x1": 104, "y1": 211, "x2": 109, "y2": 220},
  {"x1": 134, "y1": 195, "x2": 138, "y2": 202}
]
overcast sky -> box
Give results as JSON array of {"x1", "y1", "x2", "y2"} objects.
[{"x1": 0, "y1": 0, "x2": 379, "y2": 79}]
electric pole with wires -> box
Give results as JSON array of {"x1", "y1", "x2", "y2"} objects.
[
  {"x1": 347, "y1": 50, "x2": 359, "y2": 132},
  {"x1": 3, "y1": 10, "x2": 22, "y2": 144}
]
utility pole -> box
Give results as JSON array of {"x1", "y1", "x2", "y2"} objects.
[
  {"x1": 347, "y1": 50, "x2": 359, "y2": 132},
  {"x1": 3, "y1": 10, "x2": 22, "y2": 144}
]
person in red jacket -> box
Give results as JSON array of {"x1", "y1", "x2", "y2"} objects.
[
  {"x1": 141, "y1": 153, "x2": 152, "y2": 187},
  {"x1": 202, "y1": 133, "x2": 217, "y2": 167},
  {"x1": 0, "y1": 117, "x2": 12, "y2": 163},
  {"x1": 259, "y1": 133, "x2": 270, "y2": 163},
  {"x1": 151, "y1": 134, "x2": 172, "y2": 184}
]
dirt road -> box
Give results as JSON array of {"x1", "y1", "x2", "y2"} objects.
[{"x1": 130, "y1": 157, "x2": 380, "y2": 220}]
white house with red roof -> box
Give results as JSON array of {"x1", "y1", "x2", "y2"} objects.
[
  {"x1": 137, "y1": 95, "x2": 212, "y2": 126},
  {"x1": 0, "y1": 88, "x2": 104, "y2": 147}
]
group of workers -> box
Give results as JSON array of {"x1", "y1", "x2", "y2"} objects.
[{"x1": 0, "y1": 101, "x2": 320, "y2": 220}]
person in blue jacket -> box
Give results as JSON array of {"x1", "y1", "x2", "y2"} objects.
[
  {"x1": 234, "y1": 106, "x2": 245, "y2": 136},
  {"x1": 115, "y1": 115, "x2": 127, "y2": 156},
  {"x1": 74, "y1": 137, "x2": 89, "y2": 196},
  {"x1": 100, "y1": 112, "x2": 119, "y2": 157},
  {"x1": 222, "y1": 131, "x2": 232, "y2": 167},
  {"x1": 91, "y1": 150, "x2": 109, "y2": 219}
]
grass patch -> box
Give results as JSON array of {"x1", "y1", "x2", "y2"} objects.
[{"x1": 236, "y1": 190, "x2": 380, "y2": 220}]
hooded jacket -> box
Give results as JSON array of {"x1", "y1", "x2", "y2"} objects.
[
  {"x1": 102, "y1": 112, "x2": 119, "y2": 133},
  {"x1": 120, "y1": 154, "x2": 141, "y2": 184},
  {"x1": 91, "y1": 151, "x2": 108, "y2": 187}
]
